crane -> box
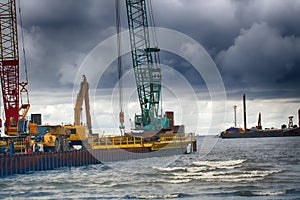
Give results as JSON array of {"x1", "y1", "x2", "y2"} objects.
[
  {"x1": 124, "y1": 0, "x2": 170, "y2": 132},
  {"x1": 0, "y1": 0, "x2": 31, "y2": 136}
]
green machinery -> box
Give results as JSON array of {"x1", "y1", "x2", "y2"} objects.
[{"x1": 125, "y1": 0, "x2": 170, "y2": 131}]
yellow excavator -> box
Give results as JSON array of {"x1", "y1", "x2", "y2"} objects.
[
  {"x1": 64, "y1": 75, "x2": 92, "y2": 148},
  {"x1": 29, "y1": 75, "x2": 92, "y2": 152}
]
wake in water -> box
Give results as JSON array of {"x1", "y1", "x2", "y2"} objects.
[{"x1": 153, "y1": 159, "x2": 282, "y2": 183}]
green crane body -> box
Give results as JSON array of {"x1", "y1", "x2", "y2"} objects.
[{"x1": 125, "y1": 0, "x2": 169, "y2": 131}]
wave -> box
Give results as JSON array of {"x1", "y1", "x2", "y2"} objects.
[
  {"x1": 230, "y1": 189, "x2": 288, "y2": 197},
  {"x1": 124, "y1": 193, "x2": 189, "y2": 199},
  {"x1": 170, "y1": 169, "x2": 282, "y2": 183},
  {"x1": 206, "y1": 189, "x2": 287, "y2": 197},
  {"x1": 153, "y1": 166, "x2": 207, "y2": 173},
  {"x1": 166, "y1": 179, "x2": 192, "y2": 184},
  {"x1": 153, "y1": 159, "x2": 282, "y2": 183},
  {"x1": 154, "y1": 160, "x2": 246, "y2": 174},
  {"x1": 251, "y1": 190, "x2": 286, "y2": 196},
  {"x1": 153, "y1": 166, "x2": 187, "y2": 172},
  {"x1": 192, "y1": 159, "x2": 246, "y2": 168}
]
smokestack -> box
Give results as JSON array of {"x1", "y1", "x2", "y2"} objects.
[
  {"x1": 243, "y1": 94, "x2": 247, "y2": 132},
  {"x1": 257, "y1": 112, "x2": 262, "y2": 130},
  {"x1": 234, "y1": 105, "x2": 237, "y2": 127},
  {"x1": 298, "y1": 109, "x2": 300, "y2": 127}
]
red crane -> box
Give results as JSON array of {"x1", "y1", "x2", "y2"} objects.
[{"x1": 0, "y1": 0, "x2": 30, "y2": 135}]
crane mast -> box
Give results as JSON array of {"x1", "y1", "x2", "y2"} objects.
[
  {"x1": 0, "y1": 0, "x2": 30, "y2": 135},
  {"x1": 125, "y1": 0, "x2": 169, "y2": 131},
  {"x1": 0, "y1": 0, "x2": 19, "y2": 134}
]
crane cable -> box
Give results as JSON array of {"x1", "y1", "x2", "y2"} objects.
[
  {"x1": 146, "y1": 0, "x2": 163, "y2": 117},
  {"x1": 147, "y1": 0, "x2": 158, "y2": 49},
  {"x1": 17, "y1": 0, "x2": 30, "y2": 105},
  {"x1": 115, "y1": 0, "x2": 125, "y2": 134},
  {"x1": 17, "y1": 0, "x2": 29, "y2": 83}
]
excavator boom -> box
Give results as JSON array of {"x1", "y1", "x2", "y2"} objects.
[{"x1": 74, "y1": 75, "x2": 92, "y2": 134}]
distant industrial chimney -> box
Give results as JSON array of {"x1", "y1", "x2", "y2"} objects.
[
  {"x1": 257, "y1": 112, "x2": 262, "y2": 130},
  {"x1": 243, "y1": 94, "x2": 247, "y2": 132},
  {"x1": 288, "y1": 116, "x2": 294, "y2": 128},
  {"x1": 298, "y1": 109, "x2": 300, "y2": 127},
  {"x1": 233, "y1": 105, "x2": 237, "y2": 127}
]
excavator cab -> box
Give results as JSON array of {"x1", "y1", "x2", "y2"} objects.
[{"x1": 17, "y1": 119, "x2": 30, "y2": 136}]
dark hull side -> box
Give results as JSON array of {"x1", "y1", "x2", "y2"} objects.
[
  {"x1": 221, "y1": 128, "x2": 300, "y2": 139},
  {"x1": 0, "y1": 145, "x2": 194, "y2": 177}
]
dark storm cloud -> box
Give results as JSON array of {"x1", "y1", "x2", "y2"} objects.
[
  {"x1": 21, "y1": 0, "x2": 117, "y2": 89},
  {"x1": 152, "y1": 0, "x2": 300, "y2": 99},
  {"x1": 20, "y1": 0, "x2": 300, "y2": 100},
  {"x1": 216, "y1": 22, "x2": 300, "y2": 99}
]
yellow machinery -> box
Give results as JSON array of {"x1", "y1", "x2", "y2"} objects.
[
  {"x1": 64, "y1": 125, "x2": 87, "y2": 146},
  {"x1": 74, "y1": 75, "x2": 92, "y2": 134},
  {"x1": 64, "y1": 75, "x2": 91, "y2": 147},
  {"x1": 34, "y1": 125, "x2": 69, "y2": 152},
  {"x1": 0, "y1": 138, "x2": 6, "y2": 153}
]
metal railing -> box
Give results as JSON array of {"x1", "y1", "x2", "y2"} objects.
[{"x1": 90, "y1": 136, "x2": 144, "y2": 148}]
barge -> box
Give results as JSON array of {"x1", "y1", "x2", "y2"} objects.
[
  {"x1": 220, "y1": 94, "x2": 300, "y2": 139},
  {"x1": 220, "y1": 127, "x2": 300, "y2": 139},
  {"x1": 0, "y1": 132, "x2": 197, "y2": 177}
]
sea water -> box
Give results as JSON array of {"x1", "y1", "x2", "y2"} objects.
[{"x1": 0, "y1": 136, "x2": 299, "y2": 199}]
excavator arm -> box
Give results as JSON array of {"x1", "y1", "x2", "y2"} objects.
[{"x1": 74, "y1": 75, "x2": 92, "y2": 134}]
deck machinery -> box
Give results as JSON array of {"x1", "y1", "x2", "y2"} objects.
[
  {"x1": 90, "y1": 0, "x2": 197, "y2": 153},
  {"x1": 0, "y1": 0, "x2": 196, "y2": 154},
  {"x1": 0, "y1": 0, "x2": 72, "y2": 152}
]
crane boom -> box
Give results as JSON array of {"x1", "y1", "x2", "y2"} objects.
[
  {"x1": 0, "y1": 0, "x2": 20, "y2": 133},
  {"x1": 125, "y1": 0, "x2": 168, "y2": 131},
  {"x1": 74, "y1": 75, "x2": 92, "y2": 134}
]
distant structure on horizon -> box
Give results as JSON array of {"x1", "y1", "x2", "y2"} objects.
[{"x1": 233, "y1": 105, "x2": 237, "y2": 127}]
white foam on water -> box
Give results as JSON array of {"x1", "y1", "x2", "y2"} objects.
[
  {"x1": 192, "y1": 159, "x2": 246, "y2": 168},
  {"x1": 128, "y1": 193, "x2": 182, "y2": 199},
  {"x1": 220, "y1": 165, "x2": 242, "y2": 169},
  {"x1": 153, "y1": 159, "x2": 282, "y2": 184},
  {"x1": 252, "y1": 190, "x2": 286, "y2": 196},
  {"x1": 166, "y1": 179, "x2": 192, "y2": 184},
  {"x1": 170, "y1": 169, "x2": 282, "y2": 183},
  {"x1": 154, "y1": 166, "x2": 209, "y2": 173},
  {"x1": 152, "y1": 166, "x2": 186, "y2": 172},
  {"x1": 187, "y1": 166, "x2": 208, "y2": 172}
]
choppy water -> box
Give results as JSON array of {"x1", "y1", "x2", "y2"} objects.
[{"x1": 1, "y1": 136, "x2": 300, "y2": 199}]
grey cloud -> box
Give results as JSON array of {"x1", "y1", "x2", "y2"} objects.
[
  {"x1": 17, "y1": 0, "x2": 300, "y2": 101},
  {"x1": 216, "y1": 22, "x2": 300, "y2": 98},
  {"x1": 21, "y1": 0, "x2": 116, "y2": 89}
]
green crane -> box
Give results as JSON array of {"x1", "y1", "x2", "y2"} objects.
[{"x1": 125, "y1": 0, "x2": 169, "y2": 131}]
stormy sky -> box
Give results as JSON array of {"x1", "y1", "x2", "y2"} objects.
[{"x1": 12, "y1": 0, "x2": 300, "y2": 134}]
